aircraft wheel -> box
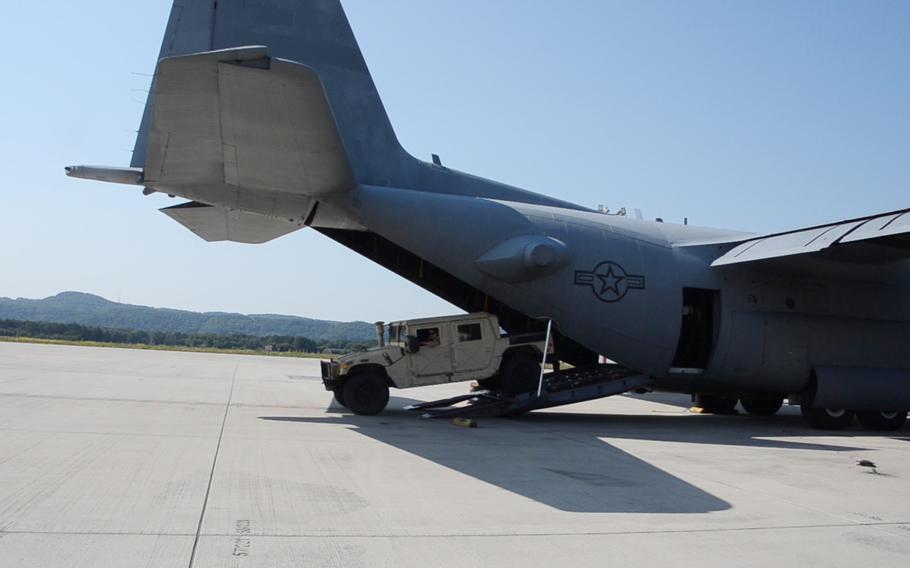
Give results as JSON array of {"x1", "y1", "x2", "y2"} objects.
[
  {"x1": 856, "y1": 410, "x2": 908, "y2": 431},
  {"x1": 332, "y1": 387, "x2": 347, "y2": 408},
  {"x1": 500, "y1": 353, "x2": 541, "y2": 394},
  {"x1": 741, "y1": 397, "x2": 784, "y2": 416},
  {"x1": 694, "y1": 394, "x2": 738, "y2": 414},
  {"x1": 800, "y1": 405, "x2": 854, "y2": 430},
  {"x1": 342, "y1": 372, "x2": 389, "y2": 416}
]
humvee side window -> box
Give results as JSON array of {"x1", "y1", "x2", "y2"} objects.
[
  {"x1": 417, "y1": 327, "x2": 441, "y2": 346},
  {"x1": 457, "y1": 323, "x2": 482, "y2": 342}
]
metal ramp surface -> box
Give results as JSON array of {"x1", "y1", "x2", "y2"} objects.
[{"x1": 404, "y1": 365, "x2": 652, "y2": 419}]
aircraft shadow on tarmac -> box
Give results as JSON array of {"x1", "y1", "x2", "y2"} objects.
[{"x1": 261, "y1": 395, "x2": 882, "y2": 515}]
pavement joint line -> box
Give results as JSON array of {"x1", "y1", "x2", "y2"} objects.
[
  {"x1": 0, "y1": 370, "x2": 319, "y2": 385},
  {"x1": 703, "y1": 476, "x2": 910, "y2": 542},
  {"x1": 0, "y1": 427, "x2": 219, "y2": 440},
  {"x1": 0, "y1": 392, "x2": 324, "y2": 410},
  {"x1": 1, "y1": 520, "x2": 910, "y2": 539},
  {"x1": 0, "y1": 393, "x2": 228, "y2": 406},
  {"x1": 571, "y1": 433, "x2": 910, "y2": 543},
  {"x1": 187, "y1": 362, "x2": 239, "y2": 568},
  {"x1": 442, "y1": 419, "x2": 910, "y2": 542}
]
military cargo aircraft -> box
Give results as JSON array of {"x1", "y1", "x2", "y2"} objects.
[{"x1": 66, "y1": 0, "x2": 910, "y2": 430}]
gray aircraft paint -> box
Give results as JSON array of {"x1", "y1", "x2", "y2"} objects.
[
  {"x1": 131, "y1": 0, "x2": 584, "y2": 211},
  {"x1": 69, "y1": 0, "x2": 910, "y2": 414}
]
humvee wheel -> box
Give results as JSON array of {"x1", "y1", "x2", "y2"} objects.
[
  {"x1": 857, "y1": 410, "x2": 907, "y2": 431},
  {"x1": 500, "y1": 353, "x2": 541, "y2": 394},
  {"x1": 332, "y1": 387, "x2": 347, "y2": 408},
  {"x1": 741, "y1": 397, "x2": 784, "y2": 416},
  {"x1": 342, "y1": 372, "x2": 390, "y2": 415}
]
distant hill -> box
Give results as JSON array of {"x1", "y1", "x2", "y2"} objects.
[{"x1": 0, "y1": 292, "x2": 375, "y2": 342}]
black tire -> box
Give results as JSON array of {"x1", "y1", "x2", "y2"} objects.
[
  {"x1": 694, "y1": 394, "x2": 738, "y2": 414},
  {"x1": 332, "y1": 387, "x2": 347, "y2": 408},
  {"x1": 499, "y1": 353, "x2": 541, "y2": 394},
  {"x1": 857, "y1": 410, "x2": 908, "y2": 431},
  {"x1": 342, "y1": 372, "x2": 390, "y2": 416},
  {"x1": 503, "y1": 408, "x2": 531, "y2": 418},
  {"x1": 800, "y1": 405, "x2": 854, "y2": 430},
  {"x1": 741, "y1": 397, "x2": 784, "y2": 416},
  {"x1": 475, "y1": 376, "x2": 502, "y2": 391}
]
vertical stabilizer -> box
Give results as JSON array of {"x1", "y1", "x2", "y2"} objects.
[{"x1": 132, "y1": 0, "x2": 409, "y2": 186}]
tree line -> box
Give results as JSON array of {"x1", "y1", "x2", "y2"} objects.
[{"x1": 0, "y1": 319, "x2": 373, "y2": 353}]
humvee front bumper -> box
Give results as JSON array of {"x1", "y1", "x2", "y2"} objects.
[{"x1": 321, "y1": 360, "x2": 342, "y2": 391}]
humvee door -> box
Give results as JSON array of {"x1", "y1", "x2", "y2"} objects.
[
  {"x1": 409, "y1": 325, "x2": 453, "y2": 379},
  {"x1": 452, "y1": 320, "x2": 494, "y2": 374}
]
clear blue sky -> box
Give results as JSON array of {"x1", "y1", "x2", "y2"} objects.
[{"x1": 2, "y1": 1, "x2": 908, "y2": 322}]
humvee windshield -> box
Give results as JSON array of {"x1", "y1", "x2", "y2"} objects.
[{"x1": 387, "y1": 323, "x2": 403, "y2": 344}]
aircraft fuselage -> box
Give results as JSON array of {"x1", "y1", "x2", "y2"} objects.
[{"x1": 327, "y1": 184, "x2": 910, "y2": 402}]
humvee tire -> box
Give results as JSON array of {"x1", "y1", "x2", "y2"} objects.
[
  {"x1": 332, "y1": 387, "x2": 347, "y2": 408},
  {"x1": 343, "y1": 372, "x2": 390, "y2": 415},
  {"x1": 500, "y1": 353, "x2": 541, "y2": 394}
]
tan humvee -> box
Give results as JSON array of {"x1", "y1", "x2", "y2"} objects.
[{"x1": 321, "y1": 312, "x2": 547, "y2": 415}]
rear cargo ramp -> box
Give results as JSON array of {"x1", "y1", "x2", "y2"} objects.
[{"x1": 405, "y1": 365, "x2": 652, "y2": 419}]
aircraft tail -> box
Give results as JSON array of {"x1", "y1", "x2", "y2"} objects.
[
  {"x1": 129, "y1": 0, "x2": 587, "y2": 211},
  {"x1": 132, "y1": 0, "x2": 409, "y2": 187}
]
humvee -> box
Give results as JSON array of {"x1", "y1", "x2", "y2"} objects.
[{"x1": 321, "y1": 312, "x2": 548, "y2": 415}]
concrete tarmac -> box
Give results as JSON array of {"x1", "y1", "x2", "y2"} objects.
[{"x1": 1, "y1": 342, "x2": 909, "y2": 567}]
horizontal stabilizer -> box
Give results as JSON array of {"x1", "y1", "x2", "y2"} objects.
[
  {"x1": 161, "y1": 201, "x2": 303, "y2": 244},
  {"x1": 709, "y1": 208, "x2": 910, "y2": 266},
  {"x1": 65, "y1": 166, "x2": 143, "y2": 185},
  {"x1": 144, "y1": 46, "x2": 355, "y2": 198}
]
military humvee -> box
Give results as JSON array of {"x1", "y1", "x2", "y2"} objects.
[{"x1": 321, "y1": 312, "x2": 548, "y2": 415}]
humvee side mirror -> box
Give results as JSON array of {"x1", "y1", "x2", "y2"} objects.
[{"x1": 406, "y1": 335, "x2": 420, "y2": 353}]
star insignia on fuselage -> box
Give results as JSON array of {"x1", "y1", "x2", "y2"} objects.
[
  {"x1": 597, "y1": 265, "x2": 624, "y2": 296},
  {"x1": 574, "y1": 261, "x2": 645, "y2": 303}
]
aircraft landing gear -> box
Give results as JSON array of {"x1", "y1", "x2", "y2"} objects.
[
  {"x1": 741, "y1": 397, "x2": 784, "y2": 416},
  {"x1": 800, "y1": 406, "x2": 854, "y2": 430},
  {"x1": 857, "y1": 410, "x2": 908, "y2": 431},
  {"x1": 800, "y1": 407, "x2": 907, "y2": 431},
  {"x1": 694, "y1": 394, "x2": 738, "y2": 414}
]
